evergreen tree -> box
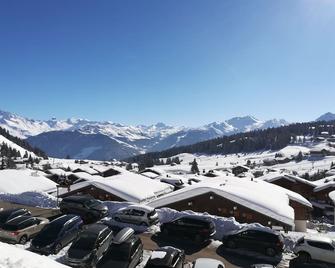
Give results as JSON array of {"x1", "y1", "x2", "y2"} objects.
[
  {"x1": 191, "y1": 159, "x2": 199, "y2": 174},
  {"x1": 126, "y1": 163, "x2": 133, "y2": 171}
]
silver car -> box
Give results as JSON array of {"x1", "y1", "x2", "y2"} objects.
[
  {"x1": 192, "y1": 258, "x2": 225, "y2": 268},
  {"x1": 0, "y1": 216, "x2": 49, "y2": 244},
  {"x1": 112, "y1": 205, "x2": 159, "y2": 226}
]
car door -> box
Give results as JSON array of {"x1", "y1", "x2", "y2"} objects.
[
  {"x1": 130, "y1": 239, "x2": 143, "y2": 268},
  {"x1": 309, "y1": 241, "x2": 335, "y2": 263},
  {"x1": 97, "y1": 229, "x2": 112, "y2": 259}
]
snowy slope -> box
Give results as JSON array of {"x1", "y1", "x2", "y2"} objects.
[{"x1": 0, "y1": 134, "x2": 36, "y2": 157}]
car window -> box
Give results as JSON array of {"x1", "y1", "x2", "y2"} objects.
[
  {"x1": 98, "y1": 228, "x2": 110, "y2": 244},
  {"x1": 19, "y1": 219, "x2": 35, "y2": 229},
  {"x1": 67, "y1": 219, "x2": 79, "y2": 230},
  {"x1": 171, "y1": 253, "x2": 180, "y2": 266},
  {"x1": 307, "y1": 241, "x2": 334, "y2": 251},
  {"x1": 132, "y1": 210, "x2": 145, "y2": 217}
]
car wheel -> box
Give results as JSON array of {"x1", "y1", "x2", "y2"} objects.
[
  {"x1": 19, "y1": 235, "x2": 28, "y2": 245},
  {"x1": 226, "y1": 239, "x2": 236, "y2": 249},
  {"x1": 265, "y1": 247, "x2": 276, "y2": 257},
  {"x1": 54, "y1": 243, "x2": 62, "y2": 254},
  {"x1": 298, "y1": 251, "x2": 311, "y2": 263}
]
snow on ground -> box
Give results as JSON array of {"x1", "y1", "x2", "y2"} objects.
[
  {"x1": 0, "y1": 191, "x2": 57, "y2": 208},
  {"x1": 0, "y1": 169, "x2": 56, "y2": 194},
  {"x1": 0, "y1": 242, "x2": 69, "y2": 268}
]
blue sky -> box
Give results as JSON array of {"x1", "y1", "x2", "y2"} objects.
[{"x1": 0, "y1": 0, "x2": 335, "y2": 126}]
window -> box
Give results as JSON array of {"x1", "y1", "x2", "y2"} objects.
[
  {"x1": 132, "y1": 210, "x2": 145, "y2": 217},
  {"x1": 307, "y1": 241, "x2": 334, "y2": 251}
]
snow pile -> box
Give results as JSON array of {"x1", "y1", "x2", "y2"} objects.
[
  {"x1": 0, "y1": 191, "x2": 58, "y2": 208},
  {"x1": 0, "y1": 242, "x2": 69, "y2": 268}
]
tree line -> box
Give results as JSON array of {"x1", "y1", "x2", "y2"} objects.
[{"x1": 126, "y1": 120, "x2": 335, "y2": 169}]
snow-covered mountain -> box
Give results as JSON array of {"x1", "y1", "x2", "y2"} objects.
[
  {"x1": 1, "y1": 109, "x2": 290, "y2": 160},
  {"x1": 316, "y1": 112, "x2": 335, "y2": 122}
]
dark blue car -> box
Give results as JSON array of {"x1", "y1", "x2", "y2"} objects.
[{"x1": 31, "y1": 214, "x2": 83, "y2": 255}]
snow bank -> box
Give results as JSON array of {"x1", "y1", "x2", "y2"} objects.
[
  {"x1": 0, "y1": 191, "x2": 58, "y2": 208},
  {"x1": 0, "y1": 242, "x2": 69, "y2": 268}
]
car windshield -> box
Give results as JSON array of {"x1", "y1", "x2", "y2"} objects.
[
  {"x1": 85, "y1": 200, "x2": 102, "y2": 208},
  {"x1": 40, "y1": 223, "x2": 63, "y2": 238},
  {"x1": 72, "y1": 233, "x2": 97, "y2": 250}
]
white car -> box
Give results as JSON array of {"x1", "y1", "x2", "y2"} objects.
[
  {"x1": 192, "y1": 258, "x2": 225, "y2": 268},
  {"x1": 112, "y1": 204, "x2": 159, "y2": 226},
  {"x1": 293, "y1": 236, "x2": 335, "y2": 264}
]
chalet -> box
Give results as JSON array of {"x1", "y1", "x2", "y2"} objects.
[
  {"x1": 147, "y1": 176, "x2": 312, "y2": 232},
  {"x1": 92, "y1": 165, "x2": 122, "y2": 177},
  {"x1": 232, "y1": 165, "x2": 250, "y2": 176},
  {"x1": 313, "y1": 176, "x2": 335, "y2": 204},
  {"x1": 258, "y1": 172, "x2": 315, "y2": 200},
  {"x1": 58, "y1": 169, "x2": 173, "y2": 203}
]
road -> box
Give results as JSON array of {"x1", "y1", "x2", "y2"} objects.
[{"x1": 0, "y1": 201, "x2": 291, "y2": 268}]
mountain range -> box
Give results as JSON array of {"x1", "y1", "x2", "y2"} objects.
[{"x1": 0, "y1": 109, "x2": 333, "y2": 160}]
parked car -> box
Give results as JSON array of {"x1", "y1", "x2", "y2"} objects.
[
  {"x1": 192, "y1": 258, "x2": 225, "y2": 268},
  {"x1": 145, "y1": 246, "x2": 185, "y2": 268},
  {"x1": 0, "y1": 208, "x2": 31, "y2": 228},
  {"x1": 97, "y1": 227, "x2": 143, "y2": 268},
  {"x1": 113, "y1": 205, "x2": 159, "y2": 226},
  {"x1": 221, "y1": 226, "x2": 284, "y2": 257},
  {"x1": 60, "y1": 195, "x2": 108, "y2": 220},
  {"x1": 250, "y1": 265, "x2": 276, "y2": 268},
  {"x1": 0, "y1": 216, "x2": 49, "y2": 244},
  {"x1": 293, "y1": 236, "x2": 335, "y2": 264},
  {"x1": 160, "y1": 216, "x2": 216, "y2": 243},
  {"x1": 31, "y1": 214, "x2": 83, "y2": 254},
  {"x1": 66, "y1": 223, "x2": 113, "y2": 267},
  {"x1": 289, "y1": 257, "x2": 328, "y2": 268}
]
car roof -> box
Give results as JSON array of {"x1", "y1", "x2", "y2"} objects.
[
  {"x1": 51, "y1": 214, "x2": 80, "y2": 225},
  {"x1": 5, "y1": 215, "x2": 34, "y2": 225},
  {"x1": 123, "y1": 204, "x2": 155, "y2": 212},
  {"x1": 149, "y1": 247, "x2": 181, "y2": 266},
  {"x1": 239, "y1": 226, "x2": 277, "y2": 235},
  {"x1": 305, "y1": 235, "x2": 334, "y2": 244},
  {"x1": 84, "y1": 223, "x2": 110, "y2": 234},
  {"x1": 176, "y1": 215, "x2": 213, "y2": 223},
  {"x1": 193, "y1": 258, "x2": 224, "y2": 267},
  {"x1": 0, "y1": 208, "x2": 26, "y2": 215},
  {"x1": 62, "y1": 195, "x2": 93, "y2": 202}
]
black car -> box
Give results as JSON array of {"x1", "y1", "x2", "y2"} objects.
[
  {"x1": 0, "y1": 208, "x2": 31, "y2": 228},
  {"x1": 145, "y1": 246, "x2": 185, "y2": 268},
  {"x1": 31, "y1": 214, "x2": 83, "y2": 254},
  {"x1": 60, "y1": 195, "x2": 108, "y2": 221},
  {"x1": 160, "y1": 216, "x2": 216, "y2": 243},
  {"x1": 98, "y1": 227, "x2": 143, "y2": 268},
  {"x1": 66, "y1": 223, "x2": 113, "y2": 268},
  {"x1": 222, "y1": 227, "x2": 284, "y2": 257}
]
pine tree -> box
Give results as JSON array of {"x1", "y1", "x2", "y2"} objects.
[{"x1": 191, "y1": 159, "x2": 199, "y2": 174}]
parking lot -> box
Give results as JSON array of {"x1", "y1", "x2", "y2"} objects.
[{"x1": 0, "y1": 201, "x2": 298, "y2": 268}]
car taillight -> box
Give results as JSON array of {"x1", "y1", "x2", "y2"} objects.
[{"x1": 10, "y1": 231, "x2": 19, "y2": 236}]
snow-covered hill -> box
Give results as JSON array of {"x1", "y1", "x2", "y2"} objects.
[{"x1": 1, "y1": 109, "x2": 290, "y2": 160}]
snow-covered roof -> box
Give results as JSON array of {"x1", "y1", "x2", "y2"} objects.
[
  {"x1": 147, "y1": 176, "x2": 311, "y2": 227},
  {"x1": 258, "y1": 172, "x2": 315, "y2": 187},
  {"x1": 68, "y1": 164, "x2": 99, "y2": 175},
  {"x1": 59, "y1": 169, "x2": 173, "y2": 203},
  {"x1": 313, "y1": 175, "x2": 335, "y2": 192},
  {"x1": 141, "y1": 171, "x2": 160, "y2": 179},
  {"x1": 0, "y1": 169, "x2": 57, "y2": 194},
  {"x1": 47, "y1": 168, "x2": 71, "y2": 177},
  {"x1": 67, "y1": 172, "x2": 102, "y2": 182}
]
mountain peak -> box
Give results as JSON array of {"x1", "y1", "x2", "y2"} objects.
[{"x1": 316, "y1": 112, "x2": 335, "y2": 122}]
